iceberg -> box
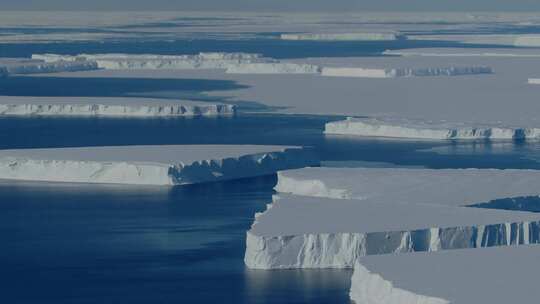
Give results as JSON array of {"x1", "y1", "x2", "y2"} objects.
[
  {"x1": 383, "y1": 48, "x2": 540, "y2": 57},
  {"x1": 0, "y1": 58, "x2": 98, "y2": 75},
  {"x1": 324, "y1": 117, "x2": 540, "y2": 140},
  {"x1": 280, "y1": 32, "x2": 401, "y2": 41},
  {"x1": 528, "y1": 78, "x2": 540, "y2": 85},
  {"x1": 245, "y1": 194, "x2": 540, "y2": 269},
  {"x1": 0, "y1": 145, "x2": 316, "y2": 185},
  {"x1": 0, "y1": 96, "x2": 235, "y2": 117},
  {"x1": 32, "y1": 53, "x2": 274, "y2": 70},
  {"x1": 320, "y1": 66, "x2": 492, "y2": 78},
  {"x1": 275, "y1": 167, "x2": 540, "y2": 207},
  {"x1": 226, "y1": 63, "x2": 321, "y2": 74},
  {"x1": 350, "y1": 245, "x2": 540, "y2": 304}
]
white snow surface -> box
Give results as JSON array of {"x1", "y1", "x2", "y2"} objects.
[
  {"x1": 0, "y1": 58, "x2": 97, "y2": 75},
  {"x1": 275, "y1": 167, "x2": 540, "y2": 207},
  {"x1": 324, "y1": 117, "x2": 540, "y2": 140},
  {"x1": 0, "y1": 145, "x2": 315, "y2": 185},
  {"x1": 350, "y1": 245, "x2": 540, "y2": 304},
  {"x1": 281, "y1": 32, "x2": 400, "y2": 41},
  {"x1": 0, "y1": 96, "x2": 235, "y2": 117},
  {"x1": 245, "y1": 194, "x2": 540, "y2": 269}
]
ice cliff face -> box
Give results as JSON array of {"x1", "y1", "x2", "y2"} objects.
[
  {"x1": 325, "y1": 117, "x2": 540, "y2": 140},
  {"x1": 321, "y1": 66, "x2": 492, "y2": 78},
  {"x1": 0, "y1": 103, "x2": 235, "y2": 117},
  {"x1": 349, "y1": 261, "x2": 450, "y2": 304},
  {"x1": 0, "y1": 147, "x2": 316, "y2": 185},
  {"x1": 281, "y1": 33, "x2": 401, "y2": 41},
  {"x1": 245, "y1": 220, "x2": 539, "y2": 269},
  {"x1": 0, "y1": 59, "x2": 98, "y2": 75},
  {"x1": 226, "y1": 63, "x2": 321, "y2": 74},
  {"x1": 32, "y1": 52, "x2": 273, "y2": 70}
]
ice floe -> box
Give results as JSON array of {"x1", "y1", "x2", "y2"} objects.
[{"x1": 0, "y1": 145, "x2": 316, "y2": 185}]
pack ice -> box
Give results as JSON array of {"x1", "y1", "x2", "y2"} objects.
[
  {"x1": 350, "y1": 245, "x2": 540, "y2": 304},
  {"x1": 245, "y1": 167, "x2": 540, "y2": 269},
  {"x1": 0, "y1": 96, "x2": 235, "y2": 117},
  {"x1": 0, "y1": 145, "x2": 316, "y2": 185}
]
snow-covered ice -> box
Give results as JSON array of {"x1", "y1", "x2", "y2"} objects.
[
  {"x1": 324, "y1": 117, "x2": 540, "y2": 140},
  {"x1": 0, "y1": 96, "x2": 235, "y2": 117},
  {"x1": 245, "y1": 194, "x2": 540, "y2": 269},
  {"x1": 281, "y1": 32, "x2": 401, "y2": 41},
  {"x1": 275, "y1": 167, "x2": 540, "y2": 207},
  {"x1": 226, "y1": 63, "x2": 321, "y2": 74},
  {"x1": 0, "y1": 145, "x2": 316, "y2": 185},
  {"x1": 384, "y1": 48, "x2": 540, "y2": 58},
  {"x1": 350, "y1": 245, "x2": 540, "y2": 304}
]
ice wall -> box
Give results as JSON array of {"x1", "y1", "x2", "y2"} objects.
[
  {"x1": 349, "y1": 261, "x2": 450, "y2": 304},
  {"x1": 32, "y1": 53, "x2": 273, "y2": 70},
  {"x1": 226, "y1": 63, "x2": 321, "y2": 74},
  {"x1": 0, "y1": 59, "x2": 98, "y2": 75},
  {"x1": 0, "y1": 103, "x2": 235, "y2": 117},
  {"x1": 0, "y1": 146, "x2": 316, "y2": 185},
  {"x1": 321, "y1": 66, "x2": 492, "y2": 78},
  {"x1": 325, "y1": 117, "x2": 540, "y2": 140},
  {"x1": 281, "y1": 33, "x2": 400, "y2": 41},
  {"x1": 246, "y1": 219, "x2": 540, "y2": 269}
]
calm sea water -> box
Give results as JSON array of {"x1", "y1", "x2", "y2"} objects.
[{"x1": 3, "y1": 31, "x2": 540, "y2": 303}]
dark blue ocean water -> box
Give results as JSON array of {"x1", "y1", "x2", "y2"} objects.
[{"x1": 3, "y1": 27, "x2": 540, "y2": 303}]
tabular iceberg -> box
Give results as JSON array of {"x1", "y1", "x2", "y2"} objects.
[
  {"x1": 321, "y1": 66, "x2": 492, "y2": 78},
  {"x1": 0, "y1": 96, "x2": 235, "y2": 117},
  {"x1": 325, "y1": 117, "x2": 540, "y2": 140},
  {"x1": 245, "y1": 194, "x2": 540, "y2": 269},
  {"x1": 32, "y1": 52, "x2": 274, "y2": 70},
  {"x1": 281, "y1": 32, "x2": 401, "y2": 41},
  {"x1": 275, "y1": 167, "x2": 540, "y2": 207},
  {"x1": 0, "y1": 145, "x2": 317, "y2": 185},
  {"x1": 226, "y1": 63, "x2": 321, "y2": 74},
  {"x1": 350, "y1": 245, "x2": 540, "y2": 304},
  {"x1": 0, "y1": 58, "x2": 98, "y2": 75}
]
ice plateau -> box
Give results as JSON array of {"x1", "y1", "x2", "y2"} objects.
[{"x1": 0, "y1": 145, "x2": 316, "y2": 185}]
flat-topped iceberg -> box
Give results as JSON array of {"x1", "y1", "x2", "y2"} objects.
[
  {"x1": 226, "y1": 63, "x2": 321, "y2": 74},
  {"x1": 245, "y1": 194, "x2": 540, "y2": 269},
  {"x1": 321, "y1": 66, "x2": 492, "y2": 78},
  {"x1": 276, "y1": 167, "x2": 540, "y2": 207},
  {"x1": 32, "y1": 52, "x2": 273, "y2": 70},
  {"x1": 350, "y1": 245, "x2": 540, "y2": 304},
  {"x1": 325, "y1": 117, "x2": 540, "y2": 140},
  {"x1": 0, "y1": 96, "x2": 235, "y2": 117},
  {"x1": 281, "y1": 32, "x2": 401, "y2": 41},
  {"x1": 0, "y1": 58, "x2": 98, "y2": 75},
  {"x1": 383, "y1": 48, "x2": 540, "y2": 57},
  {"x1": 0, "y1": 145, "x2": 316, "y2": 185}
]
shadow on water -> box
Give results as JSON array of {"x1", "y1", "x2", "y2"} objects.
[{"x1": 0, "y1": 76, "x2": 247, "y2": 97}]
